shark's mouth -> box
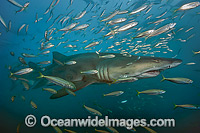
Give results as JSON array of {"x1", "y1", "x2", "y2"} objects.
[{"x1": 135, "y1": 70, "x2": 160, "y2": 78}]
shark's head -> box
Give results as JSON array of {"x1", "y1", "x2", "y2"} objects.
[{"x1": 97, "y1": 55, "x2": 182, "y2": 82}]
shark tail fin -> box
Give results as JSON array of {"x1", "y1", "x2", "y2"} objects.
[
  {"x1": 37, "y1": 72, "x2": 44, "y2": 78},
  {"x1": 160, "y1": 74, "x2": 166, "y2": 82},
  {"x1": 173, "y1": 104, "x2": 178, "y2": 110},
  {"x1": 136, "y1": 90, "x2": 140, "y2": 97}
]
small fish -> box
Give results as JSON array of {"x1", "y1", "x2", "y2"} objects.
[
  {"x1": 118, "y1": 10, "x2": 128, "y2": 14},
  {"x1": 101, "y1": 10, "x2": 119, "y2": 22},
  {"x1": 18, "y1": 24, "x2": 26, "y2": 34},
  {"x1": 8, "y1": 20, "x2": 11, "y2": 31},
  {"x1": 106, "y1": 127, "x2": 119, "y2": 133},
  {"x1": 81, "y1": 70, "x2": 98, "y2": 75},
  {"x1": 18, "y1": 78, "x2": 29, "y2": 82},
  {"x1": 25, "y1": 24, "x2": 29, "y2": 34},
  {"x1": 20, "y1": 95, "x2": 25, "y2": 101},
  {"x1": 53, "y1": 58, "x2": 64, "y2": 66},
  {"x1": 53, "y1": 126, "x2": 63, "y2": 133},
  {"x1": 11, "y1": 96, "x2": 16, "y2": 102},
  {"x1": 136, "y1": 89, "x2": 166, "y2": 96},
  {"x1": 21, "y1": 81, "x2": 29, "y2": 90},
  {"x1": 143, "y1": 126, "x2": 157, "y2": 133},
  {"x1": 42, "y1": 88, "x2": 57, "y2": 94},
  {"x1": 38, "y1": 72, "x2": 76, "y2": 90},
  {"x1": 99, "y1": 54, "x2": 115, "y2": 59},
  {"x1": 10, "y1": 51, "x2": 15, "y2": 56},
  {"x1": 95, "y1": 128, "x2": 109, "y2": 133},
  {"x1": 108, "y1": 18, "x2": 127, "y2": 25},
  {"x1": 59, "y1": 22, "x2": 79, "y2": 31},
  {"x1": 115, "y1": 22, "x2": 138, "y2": 32},
  {"x1": 64, "y1": 129, "x2": 76, "y2": 133},
  {"x1": 16, "y1": 122, "x2": 22, "y2": 133},
  {"x1": 39, "y1": 50, "x2": 50, "y2": 55},
  {"x1": 0, "y1": 15, "x2": 8, "y2": 30},
  {"x1": 121, "y1": 100, "x2": 128, "y2": 103},
  {"x1": 174, "y1": 104, "x2": 200, "y2": 110},
  {"x1": 37, "y1": 61, "x2": 51, "y2": 65},
  {"x1": 74, "y1": 10, "x2": 86, "y2": 20},
  {"x1": 103, "y1": 91, "x2": 124, "y2": 97},
  {"x1": 129, "y1": 4, "x2": 148, "y2": 15},
  {"x1": 8, "y1": 0, "x2": 23, "y2": 8},
  {"x1": 18, "y1": 57, "x2": 27, "y2": 65},
  {"x1": 132, "y1": 30, "x2": 154, "y2": 39},
  {"x1": 22, "y1": 53, "x2": 38, "y2": 58},
  {"x1": 161, "y1": 75, "x2": 193, "y2": 84},
  {"x1": 15, "y1": 2, "x2": 30, "y2": 13},
  {"x1": 185, "y1": 62, "x2": 196, "y2": 65},
  {"x1": 84, "y1": 41, "x2": 100, "y2": 49},
  {"x1": 192, "y1": 50, "x2": 200, "y2": 55},
  {"x1": 148, "y1": 23, "x2": 176, "y2": 38},
  {"x1": 10, "y1": 68, "x2": 33, "y2": 76},
  {"x1": 65, "y1": 88, "x2": 76, "y2": 96},
  {"x1": 83, "y1": 105, "x2": 102, "y2": 116},
  {"x1": 64, "y1": 61, "x2": 76, "y2": 65},
  {"x1": 174, "y1": 2, "x2": 200, "y2": 12},
  {"x1": 72, "y1": 24, "x2": 89, "y2": 31},
  {"x1": 30, "y1": 100, "x2": 37, "y2": 109}
]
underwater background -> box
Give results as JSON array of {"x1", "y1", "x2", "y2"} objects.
[{"x1": 0, "y1": 0, "x2": 200, "y2": 132}]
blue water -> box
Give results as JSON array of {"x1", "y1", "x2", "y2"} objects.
[{"x1": 0, "y1": 0, "x2": 200, "y2": 132}]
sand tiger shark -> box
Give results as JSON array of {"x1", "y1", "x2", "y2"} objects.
[{"x1": 18, "y1": 51, "x2": 182, "y2": 99}]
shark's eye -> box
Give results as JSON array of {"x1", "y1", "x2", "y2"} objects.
[{"x1": 168, "y1": 65, "x2": 171, "y2": 68}]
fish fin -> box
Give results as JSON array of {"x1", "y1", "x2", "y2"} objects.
[
  {"x1": 131, "y1": 36, "x2": 136, "y2": 40},
  {"x1": 32, "y1": 79, "x2": 48, "y2": 89},
  {"x1": 136, "y1": 90, "x2": 140, "y2": 97},
  {"x1": 10, "y1": 72, "x2": 14, "y2": 76},
  {"x1": 28, "y1": 62, "x2": 41, "y2": 71},
  {"x1": 173, "y1": 104, "x2": 178, "y2": 110},
  {"x1": 192, "y1": 50, "x2": 196, "y2": 55},
  {"x1": 52, "y1": 51, "x2": 69, "y2": 64},
  {"x1": 173, "y1": 8, "x2": 179, "y2": 13},
  {"x1": 50, "y1": 80, "x2": 94, "y2": 99},
  {"x1": 37, "y1": 72, "x2": 44, "y2": 78},
  {"x1": 160, "y1": 74, "x2": 166, "y2": 82}
]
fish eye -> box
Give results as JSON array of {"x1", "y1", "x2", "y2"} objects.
[{"x1": 168, "y1": 65, "x2": 171, "y2": 68}]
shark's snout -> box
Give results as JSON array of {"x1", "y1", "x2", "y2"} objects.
[{"x1": 170, "y1": 59, "x2": 182, "y2": 68}]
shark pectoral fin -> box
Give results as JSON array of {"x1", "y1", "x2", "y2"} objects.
[
  {"x1": 32, "y1": 79, "x2": 48, "y2": 89},
  {"x1": 50, "y1": 80, "x2": 95, "y2": 99}
]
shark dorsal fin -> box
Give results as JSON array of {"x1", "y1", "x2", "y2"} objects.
[{"x1": 52, "y1": 51, "x2": 68, "y2": 63}]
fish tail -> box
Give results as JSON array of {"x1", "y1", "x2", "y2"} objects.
[
  {"x1": 173, "y1": 8, "x2": 178, "y2": 13},
  {"x1": 102, "y1": 94, "x2": 105, "y2": 97},
  {"x1": 131, "y1": 36, "x2": 136, "y2": 40},
  {"x1": 37, "y1": 72, "x2": 44, "y2": 78},
  {"x1": 136, "y1": 90, "x2": 140, "y2": 97},
  {"x1": 10, "y1": 72, "x2": 14, "y2": 76},
  {"x1": 173, "y1": 104, "x2": 178, "y2": 110},
  {"x1": 192, "y1": 50, "x2": 196, "y2": 55},
  {"x1": 160, "y1": 74, "x2": 166, "y2": 82}
]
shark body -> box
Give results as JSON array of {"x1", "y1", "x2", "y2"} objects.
[{"x1": 20, "y1": 52, "x2": 182, "y2": 99}]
